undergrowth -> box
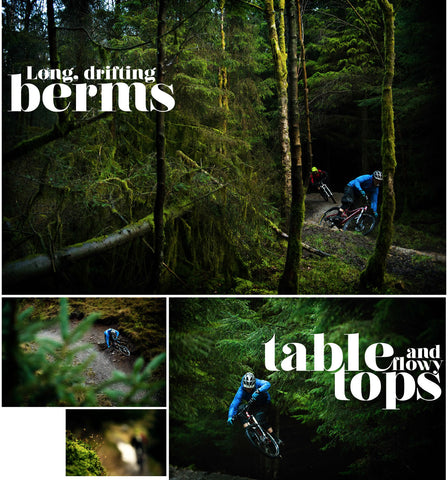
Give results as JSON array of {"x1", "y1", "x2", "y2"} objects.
[{"x1": 2, "y1": 298, "x2": 166, "y2": 406}]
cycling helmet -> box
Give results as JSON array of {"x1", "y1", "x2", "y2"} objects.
[
  {"x1": 373, "y1": 170, "x2": 383, "y2": 181},
  {"x1": 242, "y1": 372, "x2": 256, "y2": 389},
  {"x1": 311, "y1": 167, "x2": 318, "y2": 172},
  {"x1": 111, "y1": 329, "x2": 118, "y2": 339}
]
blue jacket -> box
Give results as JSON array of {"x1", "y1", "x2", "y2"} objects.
[
  {"x1": 228, "y1": 377, "x2": 271, "y2": 420},
  {"x1": 104, "y1": 328, "x2": 119, "y2": 347},
  {"x1": 347, "y1": 174, "x2": 379, "y2": 213}
]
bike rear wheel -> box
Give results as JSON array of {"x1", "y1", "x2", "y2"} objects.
[
  {"x1": 245, "y1": 427, "x2": 280, "y2": 458},
  {"x1": 319, "y1": 207, "x2": 340, "y2": 228},
  {"x1": 343, "y1": 213, "x2": 376, "y2": 235}
]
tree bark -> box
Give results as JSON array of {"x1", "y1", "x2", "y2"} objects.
[
  {"x1": 47, "y1": 0, "x2": 68, "y2": 123},
  {"x1": 278, "y1": 0, "x2": 305, "y2": 294},
  {"x1": 297, "y1": 0, "x2": 313, "y2": 188},
  {"x1": 152, "y1": 0, "x2": 168, "y2": 291},
  {"x1": 218, "y1": 0, "x2": 229, "y2": 142},
  {"x1": 264, "y1": 0, "x2": 291, "y2": 213},
  {"x1": 359, "y1": 0, "x2": 396, "y2": 291}
]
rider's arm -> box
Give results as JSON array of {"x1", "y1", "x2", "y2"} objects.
[
  {"x1": 370, "y1": 188, "x2": 379, "y2": 213},
  {"x1": 228, "y1": 386, "x2": 244, "y2": 420},
  {"x1": 105, "y1": 330, "x2": 110, "y2": 347},
  {"x1": 351, "y1": 175, "x2": 369, "y2": 195},
  {"x1": 255, "y1": 379, "x2": 271, "y2": 394}
]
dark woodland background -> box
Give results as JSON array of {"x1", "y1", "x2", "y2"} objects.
[
  {"x1": 169, "y1": 297, "x2": 445, "y2": 480},
  {"x1": 2, "y1": 0, "x2": 445, "y2": 295}
]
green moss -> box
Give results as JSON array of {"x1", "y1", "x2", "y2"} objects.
[{"x1": 66, "y1": 433, "x2": 106, "y2": 476}]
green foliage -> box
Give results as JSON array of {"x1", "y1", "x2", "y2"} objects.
[
  {"x1": 170, "y1": 298, "x2": 444, "y2": 478},
  {"x1": 2, "y1": 298, "x2": 165, "y2": 406},
  {"x1": 100, "y1": 352, "x2": 166, "y2": 405},
  {"x1": 2, "y1": 0, "x2": 444, "y2": 294},
  {"x1": 66, "y1": 432, "x2": 106, "y2": 476}
]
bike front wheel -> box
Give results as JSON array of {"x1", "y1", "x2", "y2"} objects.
[
  {"x1": 319, "y1": 207, "x2": 340, "y2": 228},
  {"x1": 116, "y1": 342, "x2": 131, "y2": 357},
  {"x1": 343, "y1": 213, "x2": 376, "y2": 235},
  {"x1": 245, "y1": 427, "x2": 280, "y2": 458},
  {"x1": 319, "y1": 188, "x2": 329, "y2": 201}
]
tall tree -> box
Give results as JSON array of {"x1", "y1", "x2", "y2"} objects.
[
  {"x1": 278, "y1": 0, "x2": 305, "y2": 294},
  {"x1": 47, "y1": 0, "x2": 68, "y2": 123},
  {"x1": 264, "y1": 0, "x2": 291, "y2": 212},
  {"x1": 360, "y1": 0, "x2": 396, "y2": 291},
  {"x1": 297, "y1": 0, "x2": 313, "y2": 187},
  {"x1": 153, "y1": 0, "x2": 168, "y2": 290},
  {"x1": 218, "y1": 0, "x2": 229, "y2": 144}
]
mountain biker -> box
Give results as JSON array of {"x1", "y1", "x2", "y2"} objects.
[
  {"x1": 227, "y1": 372, "x2": 282, "y2": 444},
  {"x1": 104, "y1": 328, "x2": 119, "y2": 348},
  {"x1": 131, "y1": 433, "x2": 146, "y2": 471},
  {"x1": 309, "y1": 166, "x2": 328, "y2": 191},
  {"x1": 337, "y1": 170, "x2": 383, "y2": 221}
]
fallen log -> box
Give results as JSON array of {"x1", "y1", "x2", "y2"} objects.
[
  {"x1": 3, "y1": 215, "x2": 154, "y2": 287},
  {"x1": 4, "y1": 152, "x2": 331, "y2": 288}
]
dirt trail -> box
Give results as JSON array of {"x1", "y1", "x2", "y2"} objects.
[
  {"x1": 305, "y1": 192, "x2": 445, "y2": 264},
  {"x1": 170, "y1": 467, "x2": 256, "y2": 480},
  {"x1": 305, "y1": 191, "x2": 342, "y2": 224},
  {"x1": 37, "y1": 320, "x2": 135, "y2": 396}
]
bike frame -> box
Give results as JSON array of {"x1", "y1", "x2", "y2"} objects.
[
  {"x1": 234, "y1": 404, "x2": 280, "y2": 458},
  {"x1": 241, "y1": 409, "x2": 266, "y2": 438},
  {"x1": 339, "y1": 205, "x2": 369, "y2": 227}
]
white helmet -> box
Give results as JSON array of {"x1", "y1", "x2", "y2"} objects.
[
  {"x1": 373, "y1": 170, "x2": 383, "y2": 181},
  {"x1": 242, "y1": 372, "x2": 256, "y2": 389}
]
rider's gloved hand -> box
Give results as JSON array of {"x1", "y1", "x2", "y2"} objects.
[
  {"x1": 227, "y1": 418, "x2": 233, "y2": 425},
  {"x1": 374, "y1": 212, "x2": 378, "y2": 218},
  {"x1": 360, "y1": 190, "x2": 366, "y2": 198},
  {"x1": 252, "y1": 390, "x2": 260, "y2": 400}
]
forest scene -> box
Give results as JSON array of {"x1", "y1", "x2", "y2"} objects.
[
  {"x1": 169, "y1": 297, "x2": 445, "y2": 480},
  {"x1": 66, "y1": 409, "x2": 166, "y2": 476},
  {"x1": 2, "y1": 0, "x2": 445, "y2": 295},
  {"x1": 2, "y1": 297, "x2": 166, "y2": 406}
]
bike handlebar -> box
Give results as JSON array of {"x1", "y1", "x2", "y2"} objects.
[{"x1": 232, "y1": 397, "x2": 257, "y2": 422}]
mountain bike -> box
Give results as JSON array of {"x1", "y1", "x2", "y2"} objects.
[
  {"x1": 233, "y1": 400, "x2": 281, "y2": 458},
  {"x1": 319, "y1": 204, "x2": 376, "y2": 236},
  {"x1": 109, "y1": 338, "x2": 131, "y2": 357},
  {"x1": 318, "y1": 182, "x2": 336, "y2": 203}
]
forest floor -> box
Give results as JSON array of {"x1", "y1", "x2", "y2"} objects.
[
  {"x1": 170, "y1": 466, "x2": 257, "y2": 480},
  {"x1": 38, "y1": 319, "x2": 140, "y2": 404},
  {"x1": 259, "y1": 193, "x2": 445, "y2": 295}
]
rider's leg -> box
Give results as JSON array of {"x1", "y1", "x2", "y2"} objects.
[{"x1": 340, "y1": 185, "x2": 355, "y2": 214}]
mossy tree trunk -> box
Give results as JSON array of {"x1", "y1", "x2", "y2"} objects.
[
  {"x1": 278, "y1": 0, "x2": 305, "y2": 294},
  {"x1": 297, "y1": 0, "x2": 313, "y2": 188},
  {"x1": 218, "y1": 0, "x2": 229, "y2": 148},
  {"x1": 265, "y1": 0, "x2": 291, "y2": 214},
  {"x1": 360, "y1": 0, "x2": 396, "y2": 291},
  {"x1": 152, "y1": 0, "x2": 168, "y2": 291}
]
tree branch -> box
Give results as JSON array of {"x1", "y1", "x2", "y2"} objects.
[{"x1": 4, "y1": 112, "x2": 112, "y2": 162}]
